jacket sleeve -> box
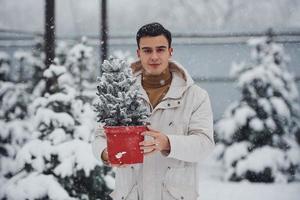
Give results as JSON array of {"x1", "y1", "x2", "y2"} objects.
[
  {"x1": 166, "y1": 90, "x2": 215, "y2": 163},
  {"x1": 91, "y1": 125, "x2": 107, "y2": 163}
]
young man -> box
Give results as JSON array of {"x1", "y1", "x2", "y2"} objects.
[{"x1": 92, "y1": 22, "x2": 215, "y2": 200}]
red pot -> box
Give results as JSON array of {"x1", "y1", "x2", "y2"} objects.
[{"x1": 104, "y1": 125, "x2": 147, "y2": 164}]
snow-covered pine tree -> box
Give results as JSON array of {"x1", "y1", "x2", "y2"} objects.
[
  {"x1": 0, "y1": 82, "x2": 32, "y2": 188},
  {"x1": 95, "y1": 57, "x2": 149, "y2": 126},
  {"x1": 0, "y1": 49, "x2": 32, "y2": 121},
  {"x1": 0, "y1": 119, "x2": 32, "y2": 187},
  {"x1": 215, "y1": 32, "x2": 300, "y2": 183},
  {"x1": 0, "y1": 52, "x2": 32, "y2": 190},
  {"x1": 0, "y1": 81, "x2": 30, "y2": 121},
  {"x1": 13, "y1": 51, "x2": 32, "y2": 83},
  {"x1": 13, "y1": 39, "x2": 46, "y2": 96},
  {"x1": 112, "y1": 50, "x2": 135, "y2": 65},
  {"x1": 1, "y1": 63, "x2": 114, "y2": 200},
  {"x1": 0, "y1": 51, "x2": 11, "y2": 81},
  {"x1": 65, "y1": 37, "x2": 96, "y2": 102},
  {"x1": 56, "y1": 41, "x2": 69, "y2": 66},
  {"x1": 29, "y1": 39, "x2": 47, "y2": 92}
]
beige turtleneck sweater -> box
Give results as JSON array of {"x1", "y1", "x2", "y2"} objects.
[{"x1": 142, "y1": 68, "x2": 172, "y2": 108}]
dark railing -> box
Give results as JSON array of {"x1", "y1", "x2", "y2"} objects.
[
  {"x1": 1, "y1": 28, "x2": 300, "y2": 83},
  {"x1": 1, "y1": 28, "x2": 300, "y2": 41},
  {"x1": 193, "y1": 76, "x2": 300, "y2": 83}
]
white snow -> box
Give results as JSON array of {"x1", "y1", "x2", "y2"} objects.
[
  {"x1": 16, "y1": 139, "x2": 52, "y2": 172},
  {"x1": 53, "y1": 140, "x2": 99, "y2": 177},
  {"x1": 215, "y1": 118, "x2": 237, "y2": 142},
  {"x1": 104, "y1": 175, "x2": 115, "y2": 190},
  {"x1": 198, "y1": 180, "x2": 300, "y2": 200},
  {"x1": 112, "y1": 50, "x2": 135, "y2": 64},
  {"x1": 159, "y1": 79, "x2": 166, "y2": 85},
  {"x1": 34, "y1": 108, "x2": 75, "y2": 132},
  {"x1": 235, "y1": 146, "x2": 290, "y2": 182},
  {"x1": 249, "y1": 118, "x2": 264, "y2": 131},
  {"x1": 234, "y1": 104, "x2": 256, "y2": 126},
  {"x1": 270, "y1": 97, "x2": 291, "y2": 118},
  {"x1": 47, "y1": 92, "x2": 74, "y2": 105},
  {"x1": 223, "y1": 142, "x2": 249, "y2": 169},
  {"x1": 73, "y1": 124, "x2": 92, "y2": 141},
  {"x1": 48, "y1": 128, "x2": 68, "y2": 145},
  {"x1": 43, "y1": 64, "x2": 66, "y2": 78},
  {"x1": 258, "y1": 98, "x2": 272, "y2": 114},
  {"x1": 1, "y1": 172, "x2": 74, "y2": 200},
  {"x1": 265, "y1": 118, "x2": 276, "y2": 131},
  {"x1": 198, "y1": 156, "x2": 300, "y2": 200}
]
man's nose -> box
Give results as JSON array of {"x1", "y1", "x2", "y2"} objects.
[{"x1": 150, "y1": 51, "x2": 159, "y2": 60}]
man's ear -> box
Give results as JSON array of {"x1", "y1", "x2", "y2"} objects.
[
  {"x1": 169, "y1": 48, "x2": 173, "y2": 56},
  {"x1": 137, "y1": 49, "x2": 140, "y2": 58}
]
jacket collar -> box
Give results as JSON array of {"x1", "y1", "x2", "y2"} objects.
[{"x1": 131, "y1": 60, "x2": 194, "y2": 101}]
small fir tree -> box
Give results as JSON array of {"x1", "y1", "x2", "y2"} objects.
[
  {"x1": 94, "y1": 57, "x2": 149, "y2": 126},
  {"x1": 215, "y1": 32, "x2": 300, "y2": 183}
]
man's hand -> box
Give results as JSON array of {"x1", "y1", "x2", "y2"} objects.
[
  {"x1": 101, "y1": 148, "x2": 129, "y2": 168},
  {"x1": 139, "y1": 126, "x2": 170, "y2": 156}
]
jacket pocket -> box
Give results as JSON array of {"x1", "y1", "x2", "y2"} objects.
[
  {"x1": 111, "y1": 166, "x2": 138, "y2": 200},
  {"x1": 110, "y1": 184, "x2": 138, "y2": 200},
  {"x1": 162, "y1": 183, "x2": 197, "y2": 200},
  {"x1": 162, "y1": 166, "x2": 198, "y2": 200}
]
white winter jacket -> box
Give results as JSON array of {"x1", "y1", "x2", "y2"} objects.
[{"x1": 92, "y1": 61, "x2": 215, "y2": 200}]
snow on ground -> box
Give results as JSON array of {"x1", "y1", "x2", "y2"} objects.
[
  {"x1": 198, "y1": 180, "x2": 300, "y2": 200},
  {"x1": 198, "y1": 156, "x2": 300, "y2": 200}
]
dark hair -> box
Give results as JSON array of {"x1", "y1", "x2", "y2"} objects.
[{"x1": 136, "y1": 22, "x2": 172, "y2": 48}]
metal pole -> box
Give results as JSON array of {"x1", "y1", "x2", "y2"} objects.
[
  {"x1": 101, "y1": 0, "x2": 108, "y2": 65},
  {"x1": 45, "y1": 0, "x2": 55, "y2": 69},
  {"x1": 44, "y1": 0, "x2": 55, "y2": 94}
]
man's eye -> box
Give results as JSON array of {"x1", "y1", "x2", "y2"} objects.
[
  {"x1": 157, "y1": 48, "x2": 165, "y2": 53},
  {"x1": 143, "y1": 49, "x2": 152, "y2": 54}
]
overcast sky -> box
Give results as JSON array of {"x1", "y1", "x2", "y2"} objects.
[{"x1": 1, "y1": 0, "x2": 300, "y2": 36}]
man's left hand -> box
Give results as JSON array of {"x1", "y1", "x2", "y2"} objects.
[{"x1": 139, "y1": 126, "x2": 170, "y2": 156}]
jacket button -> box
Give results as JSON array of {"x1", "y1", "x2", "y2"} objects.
[
  {"x1": 178, "y1": 101, "x2": 180, "y2": 104},
  {"x1": 181, "y1": 196, "x2": 184, "y2": 199},
  {"x1": 168, "y1": 166, "x2": 171, "y2": 169},
  {"x1": 167, "y1": 103, "x2": 170, "y2": 106},
  {"x1": 121, "y1": 197, "x2": 124, "y2": 200}
]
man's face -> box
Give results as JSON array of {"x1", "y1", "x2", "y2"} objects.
[{"x1": 137, "y1": 35, "x2": 173, "y2": 75}]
